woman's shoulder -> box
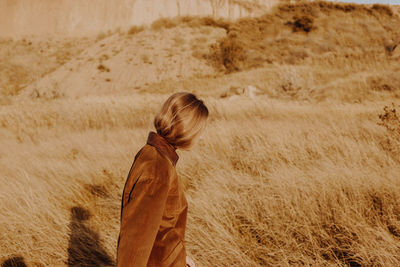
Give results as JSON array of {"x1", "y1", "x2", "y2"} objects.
[
  {"x1": 134, "y1": 144, "x2": 176, "y2": 181},
  {"x1": 136, "y1": 144, "x2": 173, "y2": 165}
]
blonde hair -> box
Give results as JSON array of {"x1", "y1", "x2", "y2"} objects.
[{"x1": 154, "y1": 92, "x2": 209, "y2": 149}]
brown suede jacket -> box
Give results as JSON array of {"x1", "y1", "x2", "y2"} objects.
[{"x1": 116, "y1": 131, "x2": 188, "y2": 267}]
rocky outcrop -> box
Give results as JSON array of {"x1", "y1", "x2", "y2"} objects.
[{"x1": 0, "y1": 0, "x2": 278, "y2": 37}]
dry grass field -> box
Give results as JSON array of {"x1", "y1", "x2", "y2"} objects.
[{"x1": 1, "y1": 1, "x2": 400, "y2": 266}]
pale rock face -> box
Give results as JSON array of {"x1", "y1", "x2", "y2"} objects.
[
  {"x1": 0, "y1": 0, "x2": 278, "y2": 37},
  {"x1": 245, "y1": 85, "x2": 260, "y2": 99},
  {"x1": 220, "y1": 85, "x2": 261, "y2": 100}
]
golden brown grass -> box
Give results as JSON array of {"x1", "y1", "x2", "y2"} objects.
[
  {"x1": 127, "y1": 25, "x2": 145, "y2": 35},
  {"x1": 1, "y1": 95, "x2": 400, "y2": 266},
  {"x1": 151, "y1": 16, "x2": 230, "y2": 31},
  {"x1": 207, "y1": 1, "x2": 400, "y2": 73},
  {"x1": 0, "y1": 37, "x2": 95, "y2": 99},
  {"x1": 1, "y1": 1, "x2": 400, "y2": 266}
]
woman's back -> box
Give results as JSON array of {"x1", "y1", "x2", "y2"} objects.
[
  {"x1": 117, "y1": 131, "x2": 188, "y2": 267},
  {"x1": 117, "y1": 92, "x2": 208, "y2": 267}
]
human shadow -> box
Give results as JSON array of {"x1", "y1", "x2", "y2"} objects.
[
  {"x1": 1, "y1": 256, "x2": 27, "y2": 267},
  {"x1": 67, "y1": 206, "x2": 115, "y2": 267}
]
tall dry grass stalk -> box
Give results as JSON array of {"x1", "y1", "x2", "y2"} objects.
[{"x1": 1, "y1": 94, "x2": 400, "y2": 266}]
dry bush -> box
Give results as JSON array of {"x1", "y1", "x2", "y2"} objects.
[
  {"x1": 285, "y1": 15, "x2": 314, "y2": 33},
  {"x1": 186, "y1": 16, "x2": 230, "y2": 31},
  {"x1": 96, "y1": 32, "x2": 108, "y2": 41},
  {"x1": 1, "y1": 256, "x2": 27, "y2": 266},
  {"x1": 196, "y1": 43, "x2": 226, "y2": 73},
  {"x1": 203, "y1": 1, "x2": 400, "y2": 73},
  {"x1": 276, "y1": 66, "x2": 315, "y2": 100},
  {"x1": 97, "y1": 64, "x2": 110, "y2": 72},
  {"x1": 369, "y1": 78, "x2": 394, "y2": 92},
  {"x1": 151, "y1": 18, "x2": 180, "y2": 30},
  {"x1": 30, "y1": 89, "x2": 64, "y2": 100},
  {"x1": 151, "y1": 16, "x2": 230, "y2": 31},
  {"x1": 191, "y1": 37, "x2": 212, "y2": 61},
  {"x1": 367, "y1": 73, "x2": 400, "y2": 95},
  {"x1": 127, "y1": 25, "x2": 145, "y2": 35},
  {"x1": 371, "y1": 4, "x2": 393, "y2": 17},
  {"x1": 378, "y1": 103, "x2": 400, "y2": 137},
  {"x1": 378, "y1": 103, "x2": 400, "y2": 161},
  {"x1": 219, "y1": 33, "x2": 246, "y2": 72}
]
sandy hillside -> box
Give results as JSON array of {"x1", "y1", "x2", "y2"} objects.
[
  {"x1": 0, "y1": 0, "x2": 278, "y2": 37},
  {"x1": 1, "y1": 1, "x2": 400, "y2": 267},
  {"x1": 19, "y1": 23, "x2": 226, "y2": 99}
]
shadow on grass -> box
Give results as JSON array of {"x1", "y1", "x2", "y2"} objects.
[
  {"x1": 67, "y1": 206, "x2": 115, "y2": 266},
  {"x1": 1, "y1": 256, "x2": 27, "y2": 267}
]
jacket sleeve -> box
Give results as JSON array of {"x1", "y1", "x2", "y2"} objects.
[{"x1": 117, "y1": 173, "x2": 170, "y2": 267}]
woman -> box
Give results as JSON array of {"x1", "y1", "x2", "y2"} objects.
[{"x1": 116, "y1": 92, "x2": 209, "y2": 267}]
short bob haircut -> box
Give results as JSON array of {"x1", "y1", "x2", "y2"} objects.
[{"x1": 154, "y1": 92, "x2": 209, "y2": 150}]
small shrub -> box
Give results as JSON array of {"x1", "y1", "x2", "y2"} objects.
[
  {"x1": 219, "y1": 34, "x2": 246, "y2": 72},
  {"x1": 368, "y1": 74, "x2": 400, "y2": 92},
  {"x1": 141, "y1": 54, "x2": 152, "y2": 64},
  {"x1": 200, "y1": 43, "x2": 226, "y2": 72},
  {"x1": 286, "y1": 15, "x2": 314, "y2": 33},
  {"x1": 149, "y1": 16, "x2": 231, "y2": 31},
  {"x1": 281, "y1": 81, "x2": 302, "y2": 96},
  {"x1": 369, "y1": 77, "x2": 393, "y2": 92},
  {"x1": 30, "y1": 88, "x2": 64, "y2": 100},
  {"x1": 371, "y1": 4, "x2": 393, "y2": 17},
  {"x1": 151, "y1": 18, "x2": 178, "y2": 30},
  {"x1": 338, "y1": 3, "x2": 357, "y2": 13},
  {"x1": 220, "y1": 86, "x2": 242, "y2": 98},
  {"x1": 378, "y1": 103, "x2": 400, "y2": 137},
  {"x1": 127, "y1": 25, "x2": 145, "y2": 35},
  {"x1": 197, "y1": 17, "x2": 230, "y2": 31},
  {"x1": 99, "y1": 54, "x2": 109, "y2": 61},
  {"x1": 1, "y1": 256, "x2": 27, "y2": 267},
  {"x1": 96, "y1": 32, "x2": 108, "y2": 41},
  {"x1": 182, "y1": 16, "x2": 230, "y2": 30},
  {"x1": 97, "y1": 64, "x2": 110, "y2": 72}
]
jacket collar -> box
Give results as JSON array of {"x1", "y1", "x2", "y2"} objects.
[{"x1": 146, "y1": 131, "x2": 179, "y2": 166}]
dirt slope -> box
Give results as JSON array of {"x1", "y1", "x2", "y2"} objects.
[
  {"x1": 14, "y1": 1, "x2": 400, "y2": 102},
  {"x1": 0, "y1": 0, "x2": 278, "y2": 37},
  {"x1": 19, "y1": 24, "x2": 226, "y2": 99}
]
